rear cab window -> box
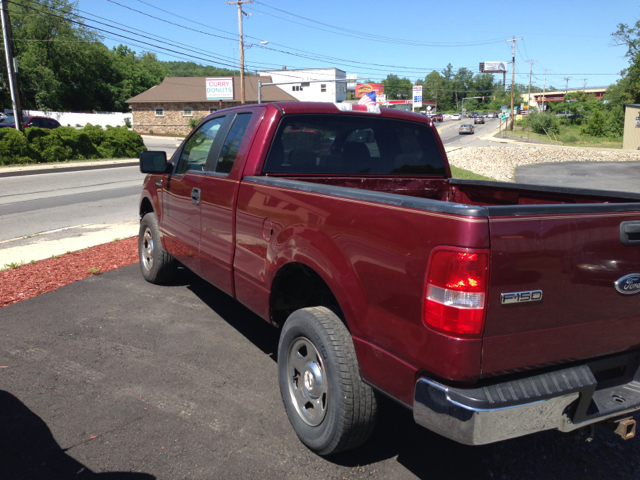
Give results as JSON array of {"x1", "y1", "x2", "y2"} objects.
[{"x1": 262, "y1": 114, "x2": 445, "y2": 176}]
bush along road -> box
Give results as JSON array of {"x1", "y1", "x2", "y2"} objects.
[{"x1": 0, "y1": 125, "x2": 147, "y2": 166}]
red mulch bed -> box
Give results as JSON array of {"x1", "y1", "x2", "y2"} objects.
[{"x1": 0, "y1": 237, "x2": 138, "y2": 308}]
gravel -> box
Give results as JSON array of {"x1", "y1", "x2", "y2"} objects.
[{"x1": 447, "y1": 145, "x2": 640, "y2": 182}]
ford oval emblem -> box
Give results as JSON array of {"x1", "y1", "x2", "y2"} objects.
[{"x1": 614, "y1": 273, "x2": 640, "y2": 295}]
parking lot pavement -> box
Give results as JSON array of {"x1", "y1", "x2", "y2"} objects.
[{"x1": 3, "y1": 265, "x2": 640, "y2": 479}]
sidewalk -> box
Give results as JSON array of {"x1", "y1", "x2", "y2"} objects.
[{"x1": 0, "y1": 222, "x2": 138, "y2": 269}]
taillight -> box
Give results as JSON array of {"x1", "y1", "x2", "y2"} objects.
[{"x1": 423, "y1": 249, "x2": 489, "y2": 336}]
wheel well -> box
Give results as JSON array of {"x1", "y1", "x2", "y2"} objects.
[
  {"x1": 270, "y1": 263, "x2": 345, "y2": 327},
  {"x1": 140, "y1": 197, "x2": 154, "y2": 219}
]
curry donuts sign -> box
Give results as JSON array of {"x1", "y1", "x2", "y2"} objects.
[{"x1": 206, "y1": 77, "x2": 234, "y2": 100}]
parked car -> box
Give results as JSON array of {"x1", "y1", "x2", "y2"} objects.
[
  {"x1": 0, "y1": 115, "x2": 61, "y2": 129},
  {"x1": 139, "y1": 101, "x2": 640, "y2": 456},
  {"x1": 459, "y1": 123, "x2": 474, "y2": 134},
  {"x1": 474, "y1": 116, "x2": 485, "y2": 124},
  {"x1": 451, "y1": 113, "x2": 461, "y2": 120}
]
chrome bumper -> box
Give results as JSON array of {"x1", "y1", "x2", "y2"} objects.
[{"x1": 414, "y1": 361, "x2": 640, "y2": 445}]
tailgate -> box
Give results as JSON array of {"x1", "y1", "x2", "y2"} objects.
[{"x1": 482, "y1": 210, "x2": 640, "y2": 376}]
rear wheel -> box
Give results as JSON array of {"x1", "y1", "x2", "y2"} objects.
[
  {"x1": 278, "y1": 307, "x2": 377, "y2": 455},
  {"x1": 139, "y1": 212, "x2": 178, "y2": 284}
]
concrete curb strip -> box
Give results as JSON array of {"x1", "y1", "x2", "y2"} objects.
[
  {"x1": 0, "y1": 222, "x2": 138, "y2": 268},
  {"x1": 0, "y1": 158, "x2": 138, "y2": 177}
]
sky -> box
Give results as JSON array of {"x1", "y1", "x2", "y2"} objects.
[{"x1": 75, "y1": 0, "x2": 638, "y2": 93}]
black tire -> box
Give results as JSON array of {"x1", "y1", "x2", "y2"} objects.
[
  {"x1": 138, "y1": 212, "x2": 178, "y2": 284},
  {"x1": 278, "y1": 307, "x2": 377, "y2": 455}
]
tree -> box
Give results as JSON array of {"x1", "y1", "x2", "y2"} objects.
[{"x1": 382, "y1": 74, "x2": 412, "y2": 100}]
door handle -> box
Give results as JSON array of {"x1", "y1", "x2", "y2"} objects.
[
  {"x1": 191, "y1": 188, "x2": 201, "y2": 206},
  {"x1": 621, "y1": 221, "x2": 640, "y2": 246}
]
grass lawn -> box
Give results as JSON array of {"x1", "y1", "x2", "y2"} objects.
[
  {"x1": 450, "y1": 165, "x2": 496, "y2": 181},
  {"x1": 497, "y1": 122, "x2": 623, "y2": 149}
]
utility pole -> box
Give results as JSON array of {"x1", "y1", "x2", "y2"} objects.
[
  {"x1": 527, "y1": 60, "x2": 536, "y2": 112},
  {"x1": 541, "y1": 69, "x2": 548, "y2": 112},
  {"x1": 526, "y1": 60, "x2": 536, "y2": 139},
  {"x1": 506, "y1": 36, "x2": 523, "y2": 131},
  {"x1": 1, "y1": 0, "x2": 22, "y2": 132},
  {"x1": 582, "y1": 78, "x2": 587, "y2": 91},
  {"x1": 564, "y1": 77, "x2": 571, "y2": 95},
  {"x1": 228, "y1": 0, "x2": 252, "y2": 105}
]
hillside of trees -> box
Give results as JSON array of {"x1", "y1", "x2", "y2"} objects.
[{"x1": 0, "y1": 0, "x2": 243, "y2": 113}]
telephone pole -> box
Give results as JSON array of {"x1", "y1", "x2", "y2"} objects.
[
  {"x1": 582, "y1": 78, "x2": 587, "y2": 90},
  {"x1": 564, "y1": 77, "x2": 571, "y2": 95},
  {"x1": 227, "y1": 0, "x2": 252, "y2": 105},
  {"x1": 541, "y1": 69, "x2": 548, "y2": 112},
  {"x1": 1, "y1": 0, "x2": 22, "y2": 132},
  {"x1": 506, "y1": 36, "x2": 523, "y2": 130},
  {"x1": 527, "y1": 60, "x2": 537, "y2": 112}
]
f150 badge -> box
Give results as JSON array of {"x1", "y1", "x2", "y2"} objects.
[
  {"x1": 501, "y1": 290, "x2": 543, "y2": 305},
  {"x1": 614, "y1": 274, "x2": 640, "y2": 295}
]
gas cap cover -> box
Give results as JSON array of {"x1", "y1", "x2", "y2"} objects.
[{"x1": 614, "y1": 274, "x2": 640, "y2": 295}]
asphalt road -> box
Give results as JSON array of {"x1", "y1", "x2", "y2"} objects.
[
  {"x1": 2, "y1": 265, "x2": 639, "y2": 479},
  {"x1": 437, "y1": 117, "x2": 500, "y2": 147},
  {"x1": 0, "y1": 166, "x2": 145, "y2": 242}
]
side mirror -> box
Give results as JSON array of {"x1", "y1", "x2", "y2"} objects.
[{"x1": 140, "y1": 150, "x2": 171, "y2": 174}]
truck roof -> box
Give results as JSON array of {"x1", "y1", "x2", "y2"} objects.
[{"x1": 209, "y1": 101, "x2": 432, "y2": 125}]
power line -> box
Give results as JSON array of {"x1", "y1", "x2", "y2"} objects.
[
  {"x1": 9, "y1": 0, "x2": 246, "y2": 70},
  {"x1": 248, "y1": 2, "x2": 506, "y2": 48}
]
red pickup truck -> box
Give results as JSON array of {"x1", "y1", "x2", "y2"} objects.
[{"x1": 138, "y1": 102, "x2": 640, "y2": 454}]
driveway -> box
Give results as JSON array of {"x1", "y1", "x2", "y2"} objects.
[
  {"x1": 2, "y1": 265, "x2": 639, "y2": 479},
  {"x1": 516, "y1": 161, "x2": 640, "y2": 194}
]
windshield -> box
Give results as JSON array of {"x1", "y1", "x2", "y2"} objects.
[{"x1": 263, "y1": 114, "x2": 445, "y2": 176}]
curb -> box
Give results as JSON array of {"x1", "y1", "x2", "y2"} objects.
[
  {"x1": 141, "y1": 135, "x2": 186, "y2": 141},
  {"x1": 0, "y1": 159, "x2": 138, "y2": 178}
]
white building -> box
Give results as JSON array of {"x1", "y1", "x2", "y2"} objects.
[{"x1": 260, "y1": 68, "x2": 347, "y2": 103}]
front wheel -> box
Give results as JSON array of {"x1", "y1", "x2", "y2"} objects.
[
  {"x1": 278, "y1": 307, "x2": 377, "y2": 455},
  {"x1": 139, "y1": 212, "x2": 178, "y2": 284}
]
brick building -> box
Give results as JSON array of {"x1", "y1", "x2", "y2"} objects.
[{"x1": 126, "y1": 76, "x2": 297, "y2": 135}]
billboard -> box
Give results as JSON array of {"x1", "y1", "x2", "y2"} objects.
[
  {"x1": 356, "y1": 82, "x2": 384, "y2": 98},
  {"x1": 206, "y1": 77, "x2": 234, "y2": 100},
  {"x1": 413, "y1": 85, "x2": 423, "y2": 109},
  {"x1": 479, "y1": 61, "x2": 507, "y2": 73}
]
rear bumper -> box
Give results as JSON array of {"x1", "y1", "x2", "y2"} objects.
[{"x1": 413, "y1": 360, "x2": 640, "y2": 445}]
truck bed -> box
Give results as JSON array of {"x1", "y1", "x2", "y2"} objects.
[{"x1": 246, "y1": 174, "x2": 640, "y2": 385}]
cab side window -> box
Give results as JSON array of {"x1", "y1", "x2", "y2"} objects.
[
  {"x1": 215, "y1": 113, "x2": 253, "y2": 174},
  {"x1": 176, "y1": 117, "x2": 225, "y2": 175}
]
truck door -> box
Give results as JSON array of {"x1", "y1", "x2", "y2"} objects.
[
  {"x1": 199, "y1": 111, "x2": 257, "y2": 296},
  {"x1": 163, "y1": 116, "x2": 227, "y2": 275}
]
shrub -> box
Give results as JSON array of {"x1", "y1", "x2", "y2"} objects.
[
  {"x1": 189, "y1": 116, "x2": 205, "y2": 130},
  {"x1": 124, "y1": 117, "x2": 132, "y2": 128},
  {"x1": 149, "y1": 129, "x2": 154, "y2": 135},
  {"x1": 0, "y1": 128, "x2": 40, "y2": 162},
  {"x1": 529, "y1": 112, "x2": 560, "y2": 135},
  {"x1": 41, "y1": 145, "x2": 70, "y2": 162},
  {"x1": 82, "y1": 124, "x2": 106, "y2": 146},
  {"x1": 580, "y1": 110, "x2": 606, "y2": 137},
  {"x1": 98, "y1": 126, "x2": 147, "y2": 158},
  {"x1": 606, "y1": 106, "x2": 624, "y2": 138}
]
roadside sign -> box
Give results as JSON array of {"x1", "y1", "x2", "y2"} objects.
[
  {"x1": 206, "y1": 77, "x2": 234, "y2": 100},
  {"x1": 501, "y1": 114, "x2": 507, "y2": 121},
  {"x1": 413, "y1": 85, "x2": 423, "y2": 109}
]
